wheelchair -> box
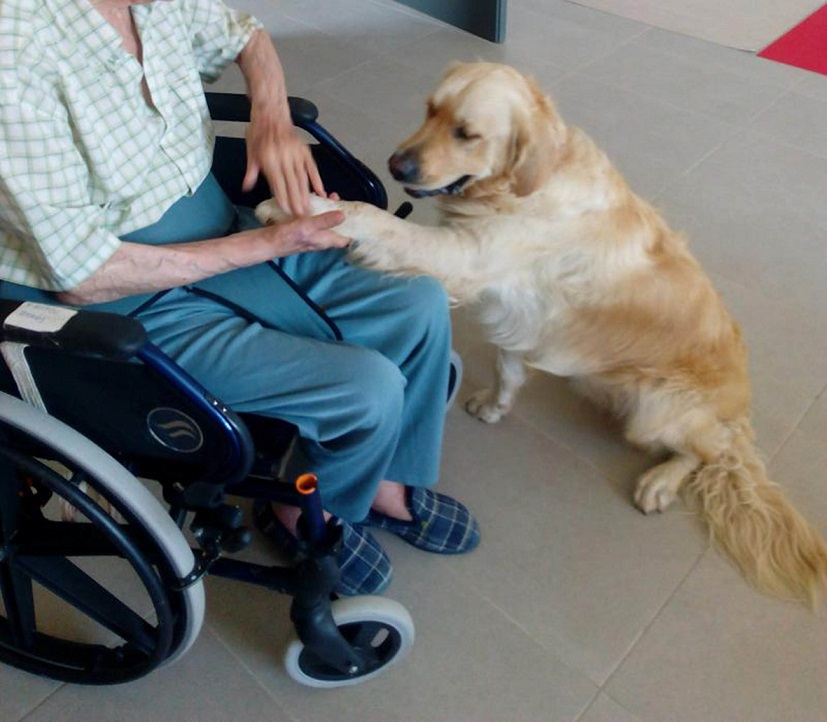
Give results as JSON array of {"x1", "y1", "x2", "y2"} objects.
[{"x1": 0, "y1": 93, "x2": 443, "y2": 688}]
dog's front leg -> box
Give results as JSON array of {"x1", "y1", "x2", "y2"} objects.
[
  {"x1": 465, "y1": 348, "x2": 528, "y2": 423},
  {"x1": 257, "y1": 196, "x2": 489, "y2": 299},
  {"x1": 327, "y1": 199, "x2": 477, "y2": 287}
]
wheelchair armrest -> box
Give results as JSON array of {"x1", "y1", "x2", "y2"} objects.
[
  {"x1": 205, "y1": 92, "x2": 319, "y2": 128},
  {"x1": 207, "y1": 90, "x2": 388, "y2": 211},
  {"x1": 288, "y1": 97, "x2": 320, "y2": 126},
  {"x1": 0, "y1": 300, "x2": 147, "y2": 361}
]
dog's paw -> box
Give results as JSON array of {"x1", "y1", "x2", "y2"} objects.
[
  {"x1": 255, "y1": 199, "x2": 292, "y2": 226},
  {"x1": 464, "y1": 389, "x2": 508, "y2": 424},
  {"x1": 633, "y1": 466, "x2": 679, "y2": 513},
  {"x1": 307, "y1": 194, "x2": 342, "y2": 215}
]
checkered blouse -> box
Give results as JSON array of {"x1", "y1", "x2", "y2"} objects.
[{"x1": 0, "y1": 0, "x2": 261, "y2": 291}]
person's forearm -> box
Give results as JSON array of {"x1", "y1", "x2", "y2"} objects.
[
  {"x1": 55, "y1": 211, "x2": 347, "y2": 306},
  {"x1": 56, "y1": 232, "x2": 266, "y2": 306},
  {"x1": 234, "y1": 28, "x2": 323, "y2": 214},
  {"x1": 236, "y1": 29, "x2": 291, "y2": 127}
]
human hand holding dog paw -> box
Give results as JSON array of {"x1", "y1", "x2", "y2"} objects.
[
  {"x1": 252, "y1": 197, "x2": 350, "y2": 255},
  {"x1": 255, "y1": 198, "x2": 294, "y2": 226},
  {"x1": 255, "y1": 194, "x2": 344, "y2": 226}
]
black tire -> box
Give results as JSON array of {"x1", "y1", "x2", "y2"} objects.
[
  {"x1": 0, "y1": 392, "x2": 204, "y2": 684},
  {"x1": 283, "y1": 596, "x2": 414, "y2": 687}
]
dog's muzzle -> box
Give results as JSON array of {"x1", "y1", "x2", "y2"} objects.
[
  {"x1": 388, "y1": 149, "x2": 473, "y2": 198},
  {"x1": 388, "y1": 148, "x2": 419, "y2": 183},
  {"x1": 402, "y1": 175, "x2": 473, "y2": 199}
]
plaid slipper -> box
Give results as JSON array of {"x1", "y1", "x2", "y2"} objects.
[
  {"x1": 252, "y1": 500, "x2": 392, "y2": 596},
  {"x1": 364, "y1": 487, "x2": 480, "y2": 555}
]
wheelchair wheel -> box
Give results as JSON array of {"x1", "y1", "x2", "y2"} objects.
[
  {"x1": 283, "y1": 596, "x2": 414, "y2": 688},
  {"x1": 0, "y1": 392, "x2": 205, "y2": 684}
]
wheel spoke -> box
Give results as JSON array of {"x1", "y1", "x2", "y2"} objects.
[
  {"x1": 0, "y1": 406, "x2": 198, "y2": 683},
  {"x1": 0, "y1": 451, "x2": 38, "y2": 649},
  {"x1": 15, "y1": 555, "x2": 158, "y2": 655},
  {"x1": 0, "y1": 451, "x2": 25, "y2": 547},
  {"x1": 0, "y1": 562, "x2": 36, "y2": 649},
  {"x1": 14, "y1": 520, "x2": 137, "y2": 557}
]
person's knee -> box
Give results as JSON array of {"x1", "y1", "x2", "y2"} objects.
[
  {"x1": 412, "y1": 276, "x2": 449, "y2": 317},
  {"x1": 365, "y1": 352, "x2": 406, "y2": 418},
  {"x1": 349, "y1": 350, "x2": 406, "y2": 428},
  {"x1": 401, "y1": 276, "x2": 451, "y2": 342}
]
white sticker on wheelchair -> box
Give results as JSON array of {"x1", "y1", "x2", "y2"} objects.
[{"x1": 5, "y1": 302, "x2": 77, "y2": 333}]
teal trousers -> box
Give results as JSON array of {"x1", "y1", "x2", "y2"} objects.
[{"x1": 112, "y1": 179, "x2": 451, "y2": 521}]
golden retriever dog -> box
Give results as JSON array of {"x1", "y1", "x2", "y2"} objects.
[{"x1": 257, "y1": 61, "x2": 827, "y2": 606}]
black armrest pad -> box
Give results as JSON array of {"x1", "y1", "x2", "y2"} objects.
[
  {"x1": 205, "y1": 92, "x2": 251, "y2": 123},
  {"x1": 0, "y1": 300, "x2": 147, "y2": 361},
  {"x1": 205, "y1": 92, "x2": 318, "y2": 128},
  {"x1": 287, "y1": 97, "x2": 319, "y2": 126}
]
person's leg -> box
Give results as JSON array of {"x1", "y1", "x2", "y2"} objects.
[
  {"x1": 275, "y1": 249, "x2": 480, "y2": 554},
  {"x1": 277, "y1": 249, "x2": 452, "y2": 491},
  {"x1": 135, "y1": 288, "x2": 406, "y2": 522},
  {"x1": 233, "y1": 208, "x2": 452, "y2": 500},
  {"x1": 137, "y1": 197, "x2": 476, "y2": 553}
]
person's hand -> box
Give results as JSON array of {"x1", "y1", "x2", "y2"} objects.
[
  {"x1": 243, "y1": 112, "x2": 324, "y2": 217},
  {"x1": 253, "y1": 209, "x2": 350, "y2": 255}
]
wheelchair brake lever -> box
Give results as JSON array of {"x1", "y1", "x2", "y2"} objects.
[
  {"x1": 171, "y1": 548, "x2": 217, "y2": 591},
  {"x1": 173, "y1": 518, "x2": 252, "y2": 591},
  {"x1": 394, "y1": 201, "x2": 413, "y2": 218}
]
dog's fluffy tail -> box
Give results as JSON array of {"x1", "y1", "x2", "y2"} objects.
[{"x1": 685, "y1": 433, "x2": 827, "y2": 608}]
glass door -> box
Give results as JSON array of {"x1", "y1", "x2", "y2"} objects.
[{"x1": 395, "y1": 0, "x2": 507, "y2": 43}]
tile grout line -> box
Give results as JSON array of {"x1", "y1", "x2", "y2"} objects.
[
  {"x1": 16, "y1": 683, "x2": 68, "y2": 722},
  {"x1": 504, "y1": 398, "x2": 636, "y2": 490},
  {"x1": 648, "y1": 125, "x2": 741, "y2": 204},
  {"x1": 202, "y1": 620, "x2": 303, "y2": 722},
  {"x1": 573, "y1": 687, "x2": 640, "y2": 722},
  {"x1": 551, "y1": 25, "x2": 653, "y2": 87},
  {"x1": 597, "y1": 548, "x2": 708, "y2": 692},
  {"x1": 573, "y1": 689, "x2": 604, "y2": 722},
  {"x1": 472, "y1": 588, "x2": 602, "y2": 717},
  {"x1": 767, "y1": 382, "x2": 827, "y2": 467},
  {"x1": 452, "y1": 381, "x2": 712, "y2": 709}
]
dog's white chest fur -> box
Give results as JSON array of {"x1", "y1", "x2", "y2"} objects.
[{"x1": 471, "y1": 258, "x2": 598, "y2": 378}]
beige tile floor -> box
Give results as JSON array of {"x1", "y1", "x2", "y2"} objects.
[{"x1": 4, "y1": 1, "x2": 827, "y2": 720}]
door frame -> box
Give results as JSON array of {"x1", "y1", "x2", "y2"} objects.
[{"x1": 394, "y1": 0, "x2": 507, "y2": 43}]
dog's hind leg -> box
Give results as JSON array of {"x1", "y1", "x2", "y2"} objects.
[
  {"x1": 465, "y1": 349, "x2": 527, "y2": 423},
  {"x1": 633, "y1": 453, "x2": 700, "y2": 513}
]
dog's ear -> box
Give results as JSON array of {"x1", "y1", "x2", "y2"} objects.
[
  {"x1": 441, "y1": 60, "x2": 466, "y2": 79},
  {"x1": 509, "y1": 80, "x2": 567, "y2": 197}
]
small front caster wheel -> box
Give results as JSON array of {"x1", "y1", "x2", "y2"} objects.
[{"x1": 284, "y1": 596, "x2": 414, "y2": 688}]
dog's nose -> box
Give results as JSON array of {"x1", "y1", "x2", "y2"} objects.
[{"x1": 388, "y1": 149, "x2": 419, "y2": 183}]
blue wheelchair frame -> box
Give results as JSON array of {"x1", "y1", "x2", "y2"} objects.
[{"x1": 0, "y1": 94, "x2": 415, "y2": 687}]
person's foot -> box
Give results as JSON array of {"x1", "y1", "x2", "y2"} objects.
[
  {"x1": 252, "y1": 500, "x2": 392, "y2": 596},
  {"x1": 364, "y1": 487, "x2": 480, "y2": 554}
]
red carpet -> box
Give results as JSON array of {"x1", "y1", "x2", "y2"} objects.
[{"x1": 758, "y1": 4, "x2": 827, "y2": 75}]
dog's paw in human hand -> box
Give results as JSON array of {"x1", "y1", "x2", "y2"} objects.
[
  {"x1": 255, "y1": 199, "x2": 293, "y2": 226},
  {"x1": 307, "y1": 194, "x2": 343, "y2": 215}
]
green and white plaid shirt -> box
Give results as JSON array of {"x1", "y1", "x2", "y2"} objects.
[{"x1": 0, "y1": 0, "x2": 261, "y2": 291}]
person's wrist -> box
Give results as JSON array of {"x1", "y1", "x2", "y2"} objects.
[{"x1": 249, "y1": 94, "x2": 291, "y2": 128}]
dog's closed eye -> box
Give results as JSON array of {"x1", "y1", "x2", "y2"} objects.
[{"x1": 453, "y1": 125, "x2": 479, "y2": 142}]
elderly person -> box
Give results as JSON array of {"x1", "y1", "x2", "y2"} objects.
[{"x1": 0, "y1": 0, "x2": 479, "y2": 595}]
